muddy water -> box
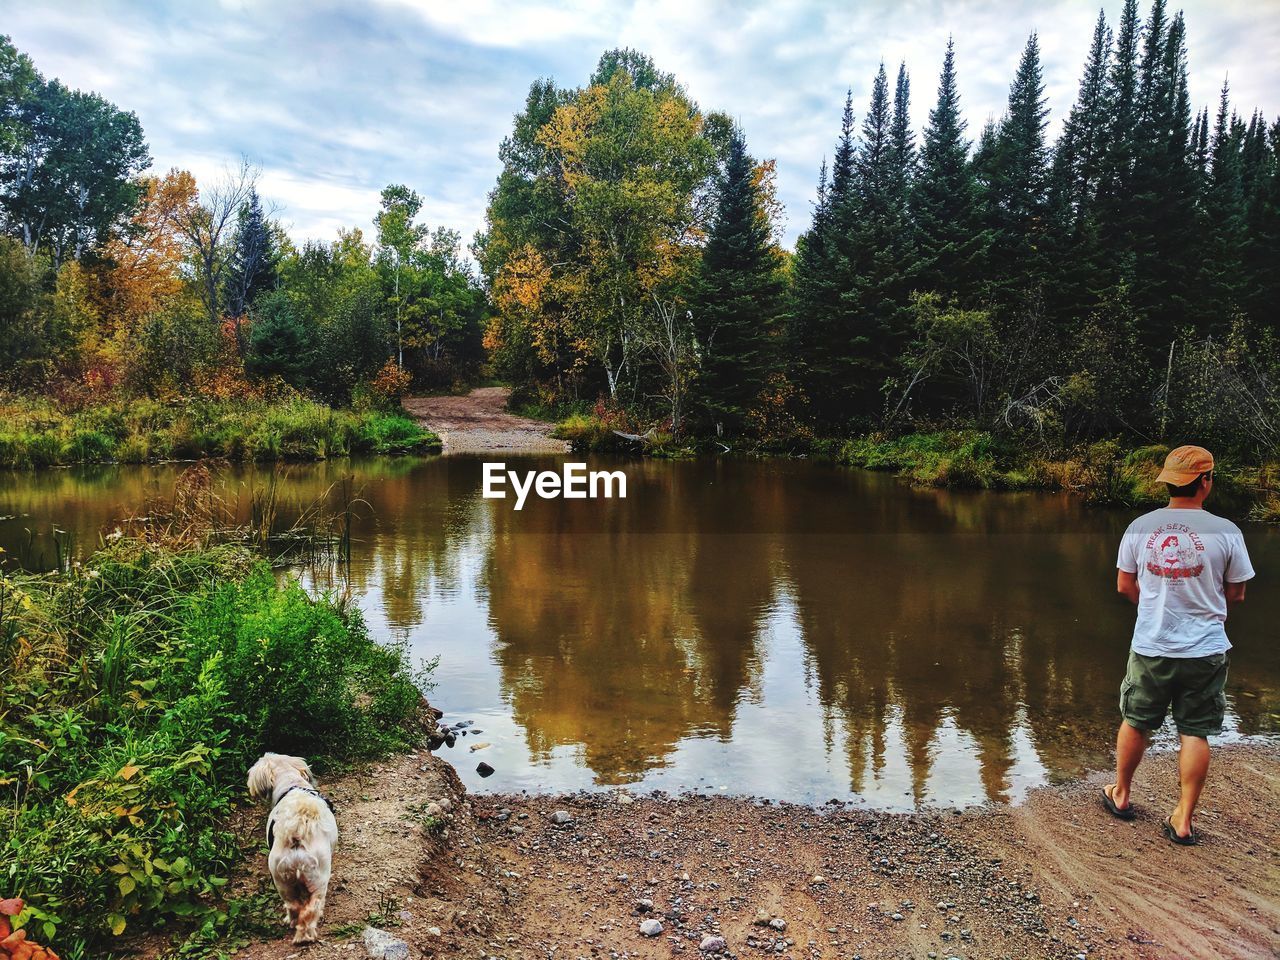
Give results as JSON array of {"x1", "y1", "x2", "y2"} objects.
[{"x1": 2, "y1": 456, "x2": 1276, "y2": 808}]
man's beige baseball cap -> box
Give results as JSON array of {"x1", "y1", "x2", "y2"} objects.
[{"x1": 1156, "y1": 445, "x2": 1214, "y2": 485}]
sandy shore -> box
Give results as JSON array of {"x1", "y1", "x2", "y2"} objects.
[
  {"x1": 403, "y1": 387, "x2": 569, "y2": 454},
  {"x1": 213, "y1": 741, "x2": 1279, "y2": 960}
]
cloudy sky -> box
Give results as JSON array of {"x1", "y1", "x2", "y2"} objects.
[{"x1": 4, "y1": 0, "x2": 1276, "y2": 251}]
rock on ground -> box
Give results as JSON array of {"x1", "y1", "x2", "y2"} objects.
[{"x1": 362, "y1": 926, "x2": 409, "y2": 959}]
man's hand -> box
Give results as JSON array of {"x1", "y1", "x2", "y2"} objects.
[
  {"x1": 1117, "y1": 569, "x2": 1140, "y2": 604},
  {"x1": 1226, "y1": 580, "x2": 1247, "y2": 605}
]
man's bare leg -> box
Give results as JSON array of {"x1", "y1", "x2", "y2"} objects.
[
  {"x1": 1107, "y1": 720, "x2": 1149, "y2": 811},
  {"x1": 1169, "y1": 734, "x2": 1209, "y2": 837}
]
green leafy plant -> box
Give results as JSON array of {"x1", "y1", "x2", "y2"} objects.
[{"x1": 0, "y1": 540, "x2": 431, "y2": 955}]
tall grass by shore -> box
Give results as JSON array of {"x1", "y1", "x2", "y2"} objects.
[
  {"x1": 0, "y1": 539, "x2": 431, "y2": 958},
  {"x1": 554, "y1": 409, "x2": 1279, "y2": 519},
  {"x1": 836, "y1": 432, "x2": 1279, "y2": 520},
  {"x1": 0, "y1": 396, "x2": 440, "y2": 468}
]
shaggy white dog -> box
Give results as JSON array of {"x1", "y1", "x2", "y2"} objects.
[{"x1": 247, "y1": 753, "x2": 339, "y2": 944}]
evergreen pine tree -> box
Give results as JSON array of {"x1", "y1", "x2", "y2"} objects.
[
  {"x1": 1045, "y1": 9, "x2": 1111, "y2": 322},
  {"x1": 1129, "y1": 10, "x2": 1197, "y2": 348},
  {"x1": 1199, "y1": 80, "x2": 1247, "y2": 327},
  {"x1": 1192, "y1": 107, "x2": 1211, "y2": 185},
  {"x1": 888, "y1": 63, "x2": 916, "y2": 206},
  {"x1": 830, "y1": 90, "x2": 857, "y2": 208},
  {"x1": 1242, "y1": 120, "x2": 1280, "y2": 330},
  {"x1": 858, "y1": 63, "x2": 893, "y2": 194},
  {"x1": 1052, "y1": 10, "x2": 1113, "y2": 233},
  {"x1": 789, "y1": 90, "x2": 865, "y2": 426},
  {"x1": 1097, "y1": 0, "x2": 1142, "y2": 280},
  {"x1": 843, "y1": 63, "x2": 914, "y2": 419},
  {"x1": 224, "y1": 189, "x2": 278, "y2": 319},
  {"x1": 912, "y1": 38, "x2": 988, "y2": 301},
  {"x1": 692, "y1": 128, "x2": 784, "y2": 436},
  {"x1": 986, "y1": 33, "x2": 1050, "y2": 295}
]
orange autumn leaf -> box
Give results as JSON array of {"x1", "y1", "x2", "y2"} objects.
[
  {"x1": 92, "y1": 170, "x2": 198, "y2": 336},
  {"x1": 1, "y1": 929, "x2": 27, "y2": 950}
]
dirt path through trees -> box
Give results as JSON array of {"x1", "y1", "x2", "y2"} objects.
[{"x1": 403, "y1": 387, "x2": 568, "y2": 454}]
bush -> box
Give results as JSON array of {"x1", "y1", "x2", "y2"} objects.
[
  {"x1": 838, "y1": 431, "x2": 1015, "y2": 489},
  {"x1": 836, "y1": 430, "x2": 1275, "y2": 517},
  {"x1": 62, "y1": 428, "x2": 117, "y2": 463},
  {"x1": 0, "y1": 541, "x2": 431, "y2": 956},
  {"x1": 0, "y1": 396, "x2": 442, "y2": 469}
]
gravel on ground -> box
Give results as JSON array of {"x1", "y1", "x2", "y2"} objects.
[{"x1": 213, "y1": 741, "x2": 1278, "y2": 959}]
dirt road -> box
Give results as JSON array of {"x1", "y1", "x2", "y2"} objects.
[
  {"x1": 403, "y1": 387, "x2": 568, "y2": 454},
  {"x1": 218, "y1": 741, "x2": 1279, "y2": 960}
]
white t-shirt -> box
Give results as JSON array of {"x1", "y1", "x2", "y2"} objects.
[{"x1": 1117, "y1": 507, "x2": 1255, "y2": 657}]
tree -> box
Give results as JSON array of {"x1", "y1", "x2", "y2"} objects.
[
  {"x1": 1096, "y1": 0, "x2": 1141, "y2": 276},
  {"x1": 1, "y1": 74, "x2": 149, "y2": 265},
  {"x1": 888, "y1": 63, "x2": 916, "y2": 207},
  {"x1": 691, "y1": 127, "x2": 784, "y2": 436},
  {"x1": 247, "y1": 289, "x2": 312, "y2": 386},
  {"x1": 163, "y1": 159, "x2": 256, "y2": 327},
  {"x1": 1129, "y1": 9, "x2": 1198, "y2": 348},
  {"x1": 912, "y1": 39, "x2": 988, "y2": 301},
  {"x1": 223, "y1": 188, "x2": 278, "y2": 319},
  {"x1": 486, "y1": 50, "x2": 716, "y2": 406},
  {"x1": 1198, "y1": 81, "x2": 1247, "y2": 327},
  {"x1": 1241, "y1": 118, "x2": 1280, "y2": 328},
  {"x1": 1051, "y1": 10, "x2": 1112, "y2": 230},
  {"x1": 0, "y1": 234, "x2": 45, "y2": 384},
  {"x1": 0, "y1": 36, "x2": 37, "y2": 156},
  {"x1": 374, "y1": 183, "x2": 428, "y2": 369},
  {"x1": 984, "y1": 34, "x2": 1050, "y2": 296},
  {"x1": 94, "y1": 170, "x2": 198, "y2": 336},
  {"x1": 476, "y1": 78, "x2": 578, "y2": 391},
  {"x1": 846, "y1": 62, "x2": 917, "y2": 417},
  {"x1": 789, "y1": 90, "x2": 862, "y2": 426},
  {"x1": 1045, "y1": 9, "x2": 1112, "y2": 320}
]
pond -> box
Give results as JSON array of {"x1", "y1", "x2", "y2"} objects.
[{"x1": 2, "y1": 455, "x2": 1276, "y2": 809}]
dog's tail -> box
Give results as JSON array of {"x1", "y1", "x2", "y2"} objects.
[{"x1": 272, "y1": 793, "x2": 328, "y2": 874}]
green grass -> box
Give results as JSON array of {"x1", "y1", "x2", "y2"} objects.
[
  {"x1": 553, "y1": 412, "x2": 624, "y2": 451},
  {"x1": 836, "y1": 430, "x2": 1278, "y2": 519},
  {"x1": 0, "y1": 540, "x2": 431, "y2": 957},
  {"x1": 0, "y1": 396, "x2": 441, "y2": 468}
]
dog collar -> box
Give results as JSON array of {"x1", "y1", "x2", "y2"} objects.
[{"x1": 273, "y1": 784, "x2": 335, "y2": 812}]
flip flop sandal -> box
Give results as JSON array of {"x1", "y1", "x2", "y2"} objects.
[
  {"x1": 1101, "y1": 786, "x2": 1136, "y2": 821},
  {"x1": 1162, "y1": 817, "x2": 1199, "y2": 846}
]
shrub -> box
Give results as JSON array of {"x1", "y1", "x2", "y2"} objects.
[
  {"x1": 0, "y1": 396, "x2": 440, "y2": 469},
  {"x1": 0, "y1": 541, "x2": 430, "y2": 955},
  {"x1": 353, "y1": 412, "x2": 438, "y2": 455},
  {"x1": 368, "y1": 360, "x2": 413, "y2": 408},
  {"x1": 25, "y1": 431, "x2": 62, "y2": 468},
  {"x1": 62, "y1": 429, "x2": 117, "y2": 463}
]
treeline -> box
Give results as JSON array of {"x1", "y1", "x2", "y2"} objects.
[
  {"x1": 480, "y1": 2, "x2": 1279, "y2": 460},
  {"x1": 0, "y1": 36, "x2": 485, "y2": 410}
]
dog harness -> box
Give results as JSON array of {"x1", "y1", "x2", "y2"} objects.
[{"x1": 266, "y1": 785, "x2": 336, "y2": 848}]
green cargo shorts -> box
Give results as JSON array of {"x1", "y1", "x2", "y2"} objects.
[{"x1": 1120, "y1": 650, "x2": 1229, "y2": 738}]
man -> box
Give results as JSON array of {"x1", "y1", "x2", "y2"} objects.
[{"x1": 1102, "y1": 445, "x2": 1254, "y2": 844}]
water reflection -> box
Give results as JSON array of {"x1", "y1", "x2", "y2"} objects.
[{"x1": 2, "y1": 456, "x2": 1275, "y2": 808}]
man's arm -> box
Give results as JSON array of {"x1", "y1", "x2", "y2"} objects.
[
  {"x1": 1117, "y1": 569, "x2": 1140, "y2": 605},
  {"x1": 1225, "y1": 580, "x2": 1247, "y2": 605}
]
